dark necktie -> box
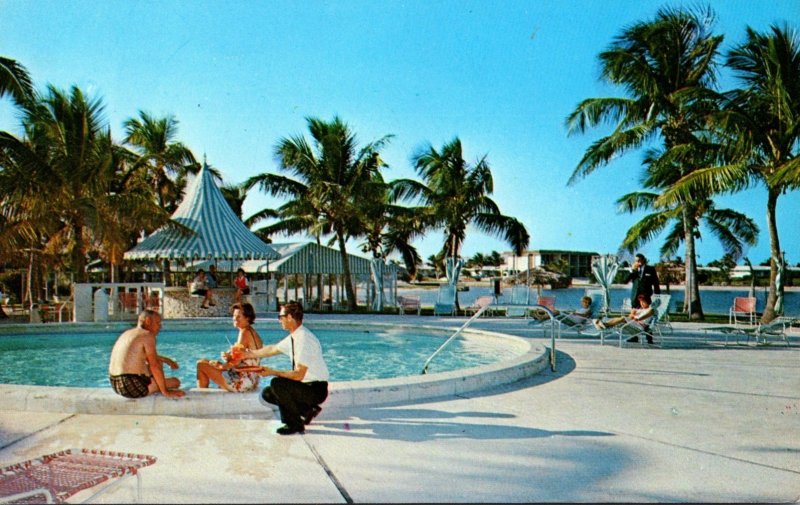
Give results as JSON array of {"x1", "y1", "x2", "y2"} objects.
[{"x1": 291, "y1": 336, "x2": 296, "y2": 370}]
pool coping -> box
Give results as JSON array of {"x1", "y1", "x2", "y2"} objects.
[{"x1": 0, "y1": 322, "x2": 550, "y2": 418}]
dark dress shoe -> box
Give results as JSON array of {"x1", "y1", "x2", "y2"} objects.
[
  {"x1": 277, "y1": 424, "x2": 304, "y2": 435},
  {"x1": 302, "y1": 406, "x2": 322, "y2": 425},
  {"x1": 646, "y1": 337, "x2": 654, "y2": 344},
  {"x1": 626, "y1": 336, "x2": 639, "y2": 343}
]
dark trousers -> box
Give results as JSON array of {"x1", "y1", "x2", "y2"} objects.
[{"x1": 261, "y1": 377, "x2": 328, "y2": 428}]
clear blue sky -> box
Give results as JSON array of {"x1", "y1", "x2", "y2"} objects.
[{"x1": 2, "y1": 0, "x2": 798, "y2": 266}]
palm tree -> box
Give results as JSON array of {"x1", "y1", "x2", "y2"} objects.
[
  {"x1": 566, "y1": 6, "x2": 723, "y2": 319},
  {"x1": 357, "y1": 167, "x2": 426, "y2": 277},
  {"x1": 394, "y1": 137, "x2": 529, "y2": 261},
  {"x1": 393, "y1": 137, "x2": 528, "y2": 310},
  {"x1": 659, "y1": 24, "x2": 799, "y2": 322},
  {"x1": 617, "y1": 158, "x2": 758, "y2": 318},
  {"x1": 0, "y1": 85, "x2": 169, "y2": 283},
  {"x1": 245, "y1": 116, "x2": 391, "y2": 311},
  {"x1": 0, "y1": 56, "x2": 33, "y2": 105},
  {"x1": 123, "y1": 111, "x2": 197, "y2": 214}
]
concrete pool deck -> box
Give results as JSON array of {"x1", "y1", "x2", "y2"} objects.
[{"x1": 0, "y1": 315, "x2": 798, "y2": 502}]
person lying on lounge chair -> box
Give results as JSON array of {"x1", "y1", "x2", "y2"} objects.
[
  {"x1": 555, "y1": 296, "x2": 593, "y2": 325},
  {"x1": 594, "y1": 294, "x2": 654, "y2": 333}
]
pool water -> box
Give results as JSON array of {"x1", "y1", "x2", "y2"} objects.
[{"x1": 0, "y1": 324, "x2": 522, "y2": 388}]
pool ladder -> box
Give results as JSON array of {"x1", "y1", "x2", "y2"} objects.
[{"x1": 421, "y1": 303, "x2": 557, "y2": 374}]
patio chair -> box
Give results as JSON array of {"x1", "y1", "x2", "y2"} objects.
[
  {"x1": 612, "y1": 296, "x2": 666, "y2": 348},
  {"x1": 505, "y1": 285, "x2": 533, "y2": 318},
  {"x1": 433, "y1": 284, "x2": 457, "y2": 316},
  {"x1": 729, "y1": 296, "x2": 757, "y2": 326},
  {"x1": 397, "y1": 295, "x2": 421, "y2": 315},
  {"x1": 651, "y1": 293, "x2": 673, "y2": 335},
  {"x1": 0, "y1": 448, "x2": 157, "y2": 504},
  {"x1": 619, "y1": 297, "x2": 632, "y2": 316},
  {"x1": 547, "y1": 290, "x2": 605, "y2": 338},
  {"x1": 463, "y1": 295, "x2": 494, "y2": 317}
]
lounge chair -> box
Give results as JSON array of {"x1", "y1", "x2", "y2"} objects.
[
  {"x1": 619, "y1": 297, "x2": 632, "y2": 316},
  {"x1": 433, "y1": 284, "x2": 457, "y2": 316},
  {"x1": 397, "y1": 295, "x2": 421, "y2": 315},
  {"x1": 463, "y1": 295, "x2": 494, "y2": 317},
  {"x1": 729, "y1": 296, "x2": 757, "y2": 326},
  {"x1": 505, "y1": 285, "x2": 533, "y2": 318},
  {"x1": 651, "y1": 294, "x2": 673, "y2": 335},
  {"x1": 707, "y1": 317, "x2": 795, "y2": 346},
  {"x1": 610, "y1": 296, "x2": 667, "y2": 348},
  {"x1": 547, "y1": 290, "x2": 605, "y2": 338},
  {"x1": 0, "y1": 448, "x2": 157, "y2": 504}
]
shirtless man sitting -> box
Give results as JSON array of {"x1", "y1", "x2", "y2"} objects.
[{"x1": 108, "y1": 309, "x2": 185, "y2": 399}]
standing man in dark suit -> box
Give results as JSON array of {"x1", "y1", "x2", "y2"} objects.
[{"x1": 627, "y1": 253, "x2": 660, "y2": 308}]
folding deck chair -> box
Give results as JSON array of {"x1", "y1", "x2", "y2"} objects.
[{"x1": 0, "y1": 448, "x2": 157, "y2": 504}]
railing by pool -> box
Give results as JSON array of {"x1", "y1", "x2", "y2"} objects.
[{"x1": 421, "y1": 302, "x2": 558, "y2": 374}]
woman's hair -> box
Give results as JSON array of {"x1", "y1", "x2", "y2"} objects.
[
  {"x1": 232, "y1": 302, "x2": 256, "y2": 324},
  {"x1": 636, "y1": 293, "x2": 652, "y2": 305},
  {"x1": 237, "y1": 268, "x2": 245, "y2": 275},
  {"x1": 581, "y1": 296, "x2": 592, "y2": 305}
]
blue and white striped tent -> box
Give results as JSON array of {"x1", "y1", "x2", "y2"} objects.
[
  {"x1": 124, "y1": 163, "x2": 279, "y2": 262},
  {"x1": 191, "y1": 242, "x2": 371, "y2": 275}
]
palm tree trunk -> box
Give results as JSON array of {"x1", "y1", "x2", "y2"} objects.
[
  {"x1": 72, "y1": 220, "x2": 88, "y2": 283},
  {"x1": 761, "y1": 188, "x2": 781, "y2": 323},
  {"x1": 336, "y1": 229, "x2": 357, "y2": 311},
  {"x1": 683, "y1": 211, "x2": 704, "y2": 320}
]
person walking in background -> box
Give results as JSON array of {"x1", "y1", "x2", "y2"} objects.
[
  {"x1": 626, "y1": 253, "x2": 660, "y2": 308},
  {"x1": 242, "y1": 302, "x2": 329, "y2": 435},
  {"x1": 234, "y1": 268, "x2": 250, "y2": 303},
  {"x1": 108, "y1": 309, "x2": 185, "y2": 399},
  {"x1": 196, "y1": 302, "x2": 264, "y2": 392}
]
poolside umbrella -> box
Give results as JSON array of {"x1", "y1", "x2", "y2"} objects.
[
  {"x1": 591, "y1": 254, "x2": 619, "y2": 315},
  {"x1": 370, "y1": 258, "x2": 385, "y2": 311},
  {"x1": 774, "y1": 253, "x2": 785, "y2": 316},
  {"x1": 445, "y1": 257, "x2": 464, "y2": 287},
  {"x1": 445, "y1": 257, "x2": 464, "y2": 310}
]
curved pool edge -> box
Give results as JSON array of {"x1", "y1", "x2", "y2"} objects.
[{"x1": 0, "y1": 329, "x2": 549, "y2": 417}]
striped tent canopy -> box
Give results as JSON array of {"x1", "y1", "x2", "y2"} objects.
[
  {"x1": 124, "y1": 163, "x2": 279, "y2": 261},
  {"x1": 192, "y1": 242, "x2": 371, "y2": 275}
]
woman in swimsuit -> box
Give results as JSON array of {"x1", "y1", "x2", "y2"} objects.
[{"x1": 196, "y1": 302, "x2": 263, "y2": 392}]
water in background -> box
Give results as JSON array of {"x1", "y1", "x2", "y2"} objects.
[{"x1": 395, "y1": 285, "x2": 798, "y2": 315}]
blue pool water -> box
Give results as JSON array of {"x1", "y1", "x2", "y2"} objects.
[{"x1": 0, "y1": 323, "x2": 521, "y2": 388}]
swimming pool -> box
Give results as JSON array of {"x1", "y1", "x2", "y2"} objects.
[{"x1": 0, "y1": 321, "x2": 526, "y2": 387}]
